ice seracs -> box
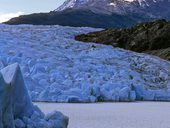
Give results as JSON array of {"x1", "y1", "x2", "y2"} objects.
[
  {"x1": 0, "y1": 63, "x2": 68, "y2": 128},
  {"x1": 0, "y1": 25, "x2": 170, "y2": 103}
]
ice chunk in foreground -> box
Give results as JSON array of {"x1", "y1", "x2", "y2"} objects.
[{"x1": 0, "y1": 63, "x2": 68, "y2": 128}]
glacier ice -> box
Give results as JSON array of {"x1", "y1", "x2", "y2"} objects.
[
  {"x1": 0, "y1": 63, "x2": 68, "y2": 128},
  {"x1": 0, "y1": 25, "x2": 170, "y2": 102}
]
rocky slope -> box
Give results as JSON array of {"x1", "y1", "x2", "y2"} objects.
[
  {"x1": 75, "y1": 19, "x2": 170, "y2": 60},
  {"x1": 145, "y1": 47, "x2": 170, "y2": 61}
]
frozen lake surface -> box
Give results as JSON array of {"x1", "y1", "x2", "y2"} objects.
[{"x1": 35, "y1": 102, "x2": 170, "y2": 128}]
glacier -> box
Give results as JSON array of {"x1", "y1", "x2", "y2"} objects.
[
  {"x1": 0, "y1": 63, "x2": 68, "y2": 128},
  {"x1": 0, "y1": 24, "x2": 170, "y2": 102}
]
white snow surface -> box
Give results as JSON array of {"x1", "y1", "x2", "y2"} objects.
[
  {"x1": 56, "y1": 0, "x2": 91, "y2": 11},
  {"x1": 36, "y1": 102, "x2": 170, "y2": 128},
  {"x1": 0, "y1": 25, "x2": 170, "y2": 102},
  {"x1": 0, "y1": 63, "x2": 68, "y2": 128}
]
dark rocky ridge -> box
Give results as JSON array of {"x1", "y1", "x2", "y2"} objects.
[
  {"x1": 4, "y1": 9, "x2": 151, "y2": 28},
  {"x1": 75, "y1": 19, "x2": 170, "y2": 60}
]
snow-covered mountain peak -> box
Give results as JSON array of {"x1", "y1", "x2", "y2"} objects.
[
  {"x1": 55, "y1": 0, "x2": 152, "y2": 11},
  {"x1": 55, "y1": 0, "x2": 90, "y2": 11},
  {"x1": 55, "y1": 0, "x2": 170, "y2": 16}
]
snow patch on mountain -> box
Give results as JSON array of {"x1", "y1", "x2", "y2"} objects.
[
  {"x1": 109, "y1": 2, "x2": 116, "y2": 7},
  {"x1": 124, "y1": 0, "x2": 135, "y2": 2}
]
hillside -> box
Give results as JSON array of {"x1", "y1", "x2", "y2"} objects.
[{"x1": 75, "y1": 19, "x2": 170, "y2": 60}]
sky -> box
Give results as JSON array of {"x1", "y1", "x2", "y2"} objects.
[{"x1": 0, "y1": 0, "x2": 66, "y2": 23}]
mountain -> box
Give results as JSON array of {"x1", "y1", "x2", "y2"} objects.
[
  {"x1": 5, "y1": 0, "x2": 170, "y2": 28},
  {"x1": 55, "y1": 0, "x2": 170, "y2": 19},
  {"x1": 75, "y1": 19, "x2": 170, "y2": 60}
]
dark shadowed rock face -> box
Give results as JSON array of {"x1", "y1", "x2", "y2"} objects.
[{"x1": 75, "y1": 19, "x2": 170, "y2": 60}]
